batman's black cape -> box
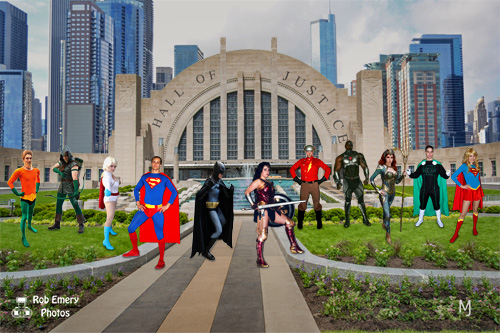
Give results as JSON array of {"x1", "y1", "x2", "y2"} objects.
[{"x1": 190, "y1": 179, "x2": 234, "y2": 258}]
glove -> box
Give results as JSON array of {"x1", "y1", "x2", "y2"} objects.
[
  {"x1": 293, "y1": 176, "x2": 302, "y2": 185},
  {"x1": 206, "y1": 177, "x2": 215, "y2": 188},
  {"x1": 11, "y1": 188, "x2": 24, "y2": 197},
  {"x1": 36, "y1": 183, "x2": 40, "y2": 193},
  {"x1": 72, "y1": 180, "x2": 79, "y2": 199},
  {"x1": 406, "y1": 169, "x2": 411, "y2": 176},
  {"x1": 53, "y1": 167, "x2": 64, "y2": 177},
  {"x1": 446, "y1": 170, "x2": 451, "y2": 177},
  {"x1": 105, "y1": 189, "x2": 111, "y2": 197},
  {"x1": 336, "y1": 182, "x2": 342, "y2": 190},
  {"x1": 317, "y1": 176, "x2": 327, "y2": 185}
]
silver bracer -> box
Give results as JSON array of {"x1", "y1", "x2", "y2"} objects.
[
  {"x1": 245, "y1": 193, "x2": 255, "y2": 207},
  {"x1": 370, "y1": 178, "x2": 381, "y2": 195}
]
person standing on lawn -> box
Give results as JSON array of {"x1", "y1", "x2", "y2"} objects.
[
  {"x1": 98, "y1": 156, "x2": 121, "y2": 250},
  {"x1": 406, "y1": 145, "x2": 450, "y2": 228},
  {"x1": 449, "y1": 148, "x2": 484, "y2": 243},
  {"x1": 7, "y1": 150, "x2": 40, "y2": 247},
  {"x1": 290, "y1": 145, "x2": 331, "y2": 229}
]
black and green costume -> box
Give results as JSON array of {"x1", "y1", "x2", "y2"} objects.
[{"x1": 48, "y1": 146, "x2": 86, "y2": 233}]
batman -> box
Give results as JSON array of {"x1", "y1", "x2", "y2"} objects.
[{"x1": 191, "y1": 162, "x2": 234, "y2": 260}]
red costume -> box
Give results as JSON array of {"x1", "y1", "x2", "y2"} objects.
[{"x1": 290, "y1": 157, "x2": 331, "y2": 182}]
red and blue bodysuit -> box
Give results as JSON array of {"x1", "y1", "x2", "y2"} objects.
[
  {"x1": 123, "y1": 172, "x2": 180, "y2": 269},
  {"x1": 451, "y1": 163, "x2": 484, "y2": 211}
]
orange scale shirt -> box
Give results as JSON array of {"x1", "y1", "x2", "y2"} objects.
[{"x1": 8, "y1": 168, "x2": 40, "y2": 201}]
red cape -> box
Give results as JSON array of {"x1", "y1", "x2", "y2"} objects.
[
  {"x1": 138, "y1": 172, "x2": 180, "y2": 243},
  {"x1": 452, "y1": 173, "x2": 483, "y2": 212},
  {"x1": 98, "y1": 178, "x2": 105, "y2": 209}
]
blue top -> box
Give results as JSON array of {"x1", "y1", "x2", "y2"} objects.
[
  {"x1": 134, "y1": 173, "x2": 178, "y2": 205},
  {"x1": 451, "y1": 163, "x2": 481, "y2": 190}
]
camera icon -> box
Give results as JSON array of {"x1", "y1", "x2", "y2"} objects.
[{"x1": 11, "y1": 296, "x2": 32, "y2": 319}]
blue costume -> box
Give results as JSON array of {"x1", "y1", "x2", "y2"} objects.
[
  {"x1": 451, "y1": 163, "x2": 481, "y2": 189},
  {"x1": 128, "y1": 173, "x2": 178, "y2": 240}
]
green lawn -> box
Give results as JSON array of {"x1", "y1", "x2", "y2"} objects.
[
  {"x1": 296, "y1": 215, "x2": 500, "y2": 256},
  {"x1": 0, "y1": 221, "x2": 142, "y2": 258},
  {"x1": 0, "y1": 189, "x2": 101, "y2": 206}
]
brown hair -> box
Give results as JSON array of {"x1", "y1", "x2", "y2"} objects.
[{"x1": 22, "y1": 150, "x2": 33, "y2": 160}]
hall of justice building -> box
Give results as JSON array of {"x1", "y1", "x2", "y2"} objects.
[{"x1": 110, "y1": 37, "x2": 388, "y2": 183}]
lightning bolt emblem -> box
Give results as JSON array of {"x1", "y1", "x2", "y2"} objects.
[{"x1": 307, "y1": 161, "x2": 313, "y2": 173}]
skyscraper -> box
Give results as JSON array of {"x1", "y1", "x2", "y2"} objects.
[
  {"x1": 0, "y1": 1, "x2": 28, "y2": 70},
  {"x1": 64, "y1": 1, "x2": 114, "y2": 153},
  {"x1": 174, "y1": 45, "x2": 203, "y2": 76},
  {"x1": 153, "y1": 66, "x2": 172, "y2": 90},
  {"x1": 398, "y1": 53, "x2": 441, "y2": 150},
  {"x1": 488, "y1": 98, "x2": 500, "y2": 143},
  {"x1": 410, "y1": 34, "x2": 465, "y2": 147},
  {"x1": 310, "y1": 4, "x2": 339, "y2": 87},
  {"x1": 0, "y1": 69, "x2": 32, "y2": 149},
  {"x1": 137, "y1": 0, "x2": 153, "y2": 97},
  {"x1": 384, "y1": 54, "x2": 404, "y2": 148},
  {"x1": 48, "y1": 0, "x2": 72, "y2": 152},
  {"x1": 97, "y1": 0, "x2": 145, "y2": 96},
  {"x1": 32, "y1": 96, "x2": 42, "y2": 139}
]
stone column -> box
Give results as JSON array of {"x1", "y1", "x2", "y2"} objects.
[
  {"x1": 237, "y1": 71, "x2": 245, "y2": 160},
  {"x1": 173, "y1": 149, "x2": 179, "y2": 184},
  {"x1": 186, "y1": 118, "x2": 193, "y2": 161},
  {"x1": 112, "y1": 74, "x2": 142, "y2": 185},
  {"x1": 220, "y1": 38, "x2": 228, "y2": 160},
  {"x1": 270, "y1": 37, "x2": 279, "y2": 160},
  {"x1": 203, "y1": 104, "x2": 210, "y2": 160},
  {"x1": 254, "y1": 72, "x2": 262, "y2": 160},
  {"x1": 288, "y1": 102, "x2": 296, "y2": 160}
]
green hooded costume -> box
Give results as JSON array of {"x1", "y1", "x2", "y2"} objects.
[{"x1": 412, "y1": 159, "x2": 449, "y2": 217}]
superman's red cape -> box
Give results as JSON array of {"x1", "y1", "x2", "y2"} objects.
[
  {"x1": 138, "y1": 172, "x2": 180, "y2": 243},
  {"x1": 452, "y1": 173, "x2": 484, "y2": 212}
]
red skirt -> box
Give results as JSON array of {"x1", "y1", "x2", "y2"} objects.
[{"x1": 463, "y1": 187, "x2": 484, "y2": 202}]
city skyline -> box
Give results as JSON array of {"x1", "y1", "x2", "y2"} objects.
[{"x1": 8, "y1": 0, "x2": 500, "y2": 118}]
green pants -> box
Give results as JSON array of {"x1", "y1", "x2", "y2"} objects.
[
  {"x1": 20, "y1": 199, "x2": 36, "y2": 240},
  {"x1": 55, "y1": 192, "x2": 82, "y2": 215}
]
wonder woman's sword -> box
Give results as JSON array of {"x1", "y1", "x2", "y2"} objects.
[{"x1": 257, "y1": 200, "x2": 306, "y2": 210}]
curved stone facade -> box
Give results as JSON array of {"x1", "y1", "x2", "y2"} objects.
[{"x1": 112, "y1": 38, "x2": 387, "y2": 182}]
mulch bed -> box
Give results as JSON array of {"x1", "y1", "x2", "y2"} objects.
[
  {"x1": 291, "y1": 270, "x2": 499, "y2": 331},
  {"x1": 0, "y1": 269, "x2": 133, "y2": 332},
  {"x1": 316, "y1": 255, "x2": 498, "y2": 271}
]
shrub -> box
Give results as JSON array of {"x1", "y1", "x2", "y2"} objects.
[
  {"x1": 114, "y1": 210, "x2": 128, "y2": 223},
  {"x1": 374, "y1": 249, "x2": 391, "y2": 267},
  {"x1": 89, "y1": 211, "x2": 107, "y2": 224},
  {"x1": 353, "y1": 245, "x2": 369, "y2": 265},
  {"x1": 485, "y1": 205, "x2": 500, "y2": 214},
  {"x1": 13, "y1": 208, "x2": 22, "y2": 217},
  {"x1": 326, "y1": 245, "x2": 342, "y2": 260},
  {"x1": 179, "y1": 212, "x2": 189, "y2": 225},
  {"x1": 454, "y1": 250, "x2": 473, "y2": 270},
  {"x1": 366, "y1": 206, "x2": 382, "y2": 219},
  {"x1": 401, "y1": 247, "x2": 414, "y2": 267},
  {"x1": 82, "y1": 209, "x2": 97, "y2": 219},
  {"x1": 62, "y1": 210, "x2": 76, "y2": 221},
  {"x1": 0, "y1": 207, "x2": 11, "y2": 217}
]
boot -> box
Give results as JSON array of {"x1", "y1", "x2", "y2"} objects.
[
  {"x1": 385, "y1": 232, "x2": 392, "y2": 245},
  {"x1": 285, "y1": 219, "x2": 304, "y2": 254},
  {"x1": 360, "y1": 203, "x2": 371, "y2": 226},
  {"x1": 76, "y1": 214, "x2": 85, "y2": 233},
  {"x1": 297, "y1": 210, "x2": 305, "y2": 229},
  {"x1": 123, "y1": 232, "x2": 140, "y2": 257},
  {"x1": 202, "y1": 238, "x2": 217, "y2": 260},
  {"x1": 256, "y1": 228, "x2": 269, "y2": 268},
  {"x1": 103, "y1": 227, "x2": 114, "y2": 250},
  {"x1": 450, "y1": 219, "x2": 463, "y2": 243},
  {"x1": 436, "y1": 209, "x2": 443, "y2": 228},
  {"x1": 415, "y1": 209, "x2": 425, "y2": 227},
  {"x1": 473, "y1": 213, "x2": 478, "y2": 236},
  {"x1": 256, "y1": 240, "x2": 269, "y2": 268},
  {"x1": 315, "y1": 210, "x2": 323, "y2": 229},
  {"x1": 48, "y1": 213, "x2": 62, "y2": 230},
  {"x1": 344, "y1": 201, "x2": 351, "y2": 228},
  {"x1": 109, "y1": 227, "x2": 117, "y2": 236},
  {"x1": 155, "y1": 239, "x2": 166, "y2": 269}
]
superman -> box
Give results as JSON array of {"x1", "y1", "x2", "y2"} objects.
[{"x1": 123, "y1": 156, "x2": 179, "y2": 269}]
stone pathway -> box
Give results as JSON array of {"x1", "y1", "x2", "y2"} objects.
[{"x1": 52, "y1": 219, "x2": 319, "y2": 333}]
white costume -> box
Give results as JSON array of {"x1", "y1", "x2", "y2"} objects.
[{"x1": 102, "y1": 171, "x2": 120, "y2": 203}]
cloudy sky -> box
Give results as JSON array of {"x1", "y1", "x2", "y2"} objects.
[{"x1": 9, "y1": 0, "x2": 500, "y2": 117}]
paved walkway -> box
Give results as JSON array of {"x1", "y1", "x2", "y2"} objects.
[{"x1": 53, "y1": 219, "x2": 319, "y2": 333}]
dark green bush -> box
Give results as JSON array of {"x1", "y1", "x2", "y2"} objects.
[
  {"x1": 62, "y1": 210, "x2": 76, "y2": 221},
  {"x1": 89, "y1": 211, "x2": 107, "y2": 224},
  {"x1": 114, "y1": 210, "x2": 127, "y2": 222},
  {"x1": 0, "y1": 207, "x2": 11, "y2": 217},
  {"x1": 13, "y1": 208, "x2": 22, "y2": 217},
  {"x1": 366, "y1": 206, "x2": 382, "y2": 219},
  {"x1": 82, "y1": 209, "x2": 97, "y2": 219},
  {"x1": 179, "y1": 212, "x2": 189, "y2": 225},
  {"x1": 485, "y1": 206, "x2": 500, "y2": 214}
]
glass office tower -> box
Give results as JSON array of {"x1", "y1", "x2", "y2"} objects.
[
  {"x1": 310, "y1": 12, "x2": 338, "y2": 87},
  {"x1": 98, "y1": 0, "x2": 145, "y2": 97},
  {"x1": 0, "y1": 1, "x2": 28, "y2": 70},
  {"x1": 410, "y1": 34, "x2": 465, "y2": 147},
  {"x1": 174, "y1": 45, "x2": 204, "y2": 76}
]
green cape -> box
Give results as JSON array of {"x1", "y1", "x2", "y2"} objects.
[{"x1": 412, "y1": 159, "x2": 449, "y2": 216}]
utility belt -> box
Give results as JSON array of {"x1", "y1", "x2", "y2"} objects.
[
  {"x1": 301, "y1": 180, "x2": 318, "y2": 184},
  {"x1": 206, "y1": 202, "x2": 219, "y2": 209},
  {"x1": 345, "y1": 176, "x2": 360, "y2": 180}
]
